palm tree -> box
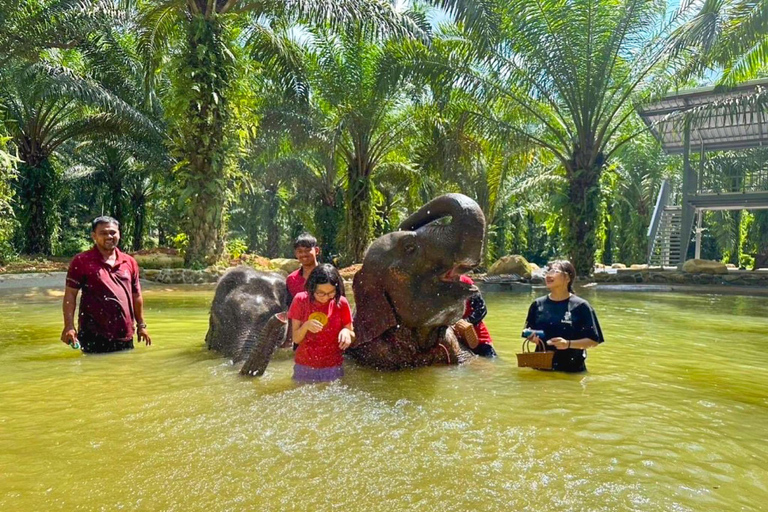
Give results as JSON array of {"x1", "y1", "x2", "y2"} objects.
[
  {"x1": 303, "y1": 26, "x2": 421, "y2": 262},
  {"x1": 0, "y1": 137, "x2": 18, "y2": 262},
  {"x1": 138, "y1": 0, "x2": 421, "y2": 267},
  {"x1": 427, "y1": 0, "x2": 688, "y2": 274},
  {"x1": 671, "y1": 0, "x2": 768, "y2": 85},
  {"x1": 0, "y1": 62, "x2": 157, "y2": 254}
]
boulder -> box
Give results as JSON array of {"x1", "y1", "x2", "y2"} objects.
[
  {"x1": 529, "y1": 262, "x2": 541, "y2": 272},
  {"x1": 488, "y1": 255, "x2": 532, "y2": 279},
  {"x1": 629, "y1": 264, "x2": 648, "y2": 270},
  {"x1": 270, "y1": 258, "x2": 301, "y2": 273},
  {"x1": 682, "y1": 259, "x2": 728, "y2": 274},
  {"x1": 611, "y1": 263, "x2": 626, "y2": 269}
]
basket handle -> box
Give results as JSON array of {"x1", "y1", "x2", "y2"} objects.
[{"x1": 521, "y1": 338, "x2": 546, "y2": 353}]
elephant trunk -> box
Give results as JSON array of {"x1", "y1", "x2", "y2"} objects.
[
  {"x1": 399, "y1": 193, "x2": 485, "y2": 267},
  {"x1": 240, "y1": 313, "x2": 288, "y2": 377}
]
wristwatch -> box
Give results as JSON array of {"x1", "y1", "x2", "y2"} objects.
[{"x1": 137, "y1": 322, "x2": 148, "y2": 329}]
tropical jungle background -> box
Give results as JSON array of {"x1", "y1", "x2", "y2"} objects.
[{"x1": 1, "y1": 0, "x2": 767, "y2": 274}]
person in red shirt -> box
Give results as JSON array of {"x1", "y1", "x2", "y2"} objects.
[
  {"x1": 457, "y1": 274, "x2": 496, "y2": 357},
  {"x1": 61, "y1": 216, "x2": 151, "y2": 353},
  {"x1": 287, "y1": 264, "x2": 353, "y2": 383},
  {"x1": 285, "y1": 233, "x2": 321, "y2": 307}
]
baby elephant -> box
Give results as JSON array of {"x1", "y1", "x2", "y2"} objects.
[{"x1": 205, "y1": 266, "x2": 289, "y2": 376}]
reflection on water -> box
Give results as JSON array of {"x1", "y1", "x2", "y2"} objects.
[{"x1": 1, "y1": 284, "x2": 767, "y2": 511}]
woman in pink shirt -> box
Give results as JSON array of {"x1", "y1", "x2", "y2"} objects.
[{"x1": 287, "y1": 264, "x2": 354, "y2": 382}]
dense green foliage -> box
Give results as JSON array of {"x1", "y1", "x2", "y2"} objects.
[{"x1": 0, "y1": 0, "x2": 766, "y2": 270}]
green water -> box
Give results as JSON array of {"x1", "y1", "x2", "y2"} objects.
[{"x1": 1, "y1": 284, "x2": 767, "y2": 511}]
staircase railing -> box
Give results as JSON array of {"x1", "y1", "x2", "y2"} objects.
[{"x1": 647, "y1": 180, "x2": 671, "y2": 263}]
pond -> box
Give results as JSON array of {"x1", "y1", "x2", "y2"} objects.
[{"x1": 1, "y1": 284, "x2": 767, "y2": 511}]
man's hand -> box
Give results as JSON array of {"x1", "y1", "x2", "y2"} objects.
[
  {"x1": 137, "y1": 327, "x2": 152, "y2": 346},
  {"x1": 61, "y1": 328, "x2": 78, "y2": 346},
  {"x1": 338, "y1": 328, "x2": 353, "y2": 350},
  {"x1": 546, "y1": 337, "x2": 570, "y2": 350}
]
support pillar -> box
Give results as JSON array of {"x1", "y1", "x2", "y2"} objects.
[
  {"x1": 679, "y1": 118, "x2": 697, "y2": 267},
  {"x1": 694, "y1": 209, "x2": 703, "y2": 259}
]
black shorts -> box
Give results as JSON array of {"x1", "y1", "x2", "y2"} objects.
[{"x1": 78, "y1": 331, "x2": 134, "y2": 354}]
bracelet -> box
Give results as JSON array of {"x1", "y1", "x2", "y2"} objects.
[
  {"x1": 137, "y1": 322, "x2": 147, "y2": 329},
  {"x1": 567, "y1": 340, "x2": 571, "y2": 349}
]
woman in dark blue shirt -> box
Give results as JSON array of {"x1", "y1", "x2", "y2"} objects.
[{"x1": 524, "y1": 260, "x2": 604, "y2": 372}]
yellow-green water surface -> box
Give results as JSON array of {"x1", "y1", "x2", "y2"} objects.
[{"x1": 1, "y1": 284, "x2": 767, "y2": 511}]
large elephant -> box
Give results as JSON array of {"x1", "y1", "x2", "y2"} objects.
[
  {"x1": 348, "y1": 193, "x2": 486, "y2": 370},
  {"x1": 205, "y1": 266, "x2": 289, "y2": 376}
]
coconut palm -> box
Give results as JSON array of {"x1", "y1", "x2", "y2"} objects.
[{"x1": 426, "y1": 0, "x2": 689, "y2": 274}]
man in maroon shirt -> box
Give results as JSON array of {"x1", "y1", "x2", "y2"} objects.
[{"x1": 61, "y1": 216, "x2": 151, "y2": 353}]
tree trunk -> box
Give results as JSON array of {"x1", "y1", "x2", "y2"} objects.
[
  {"x1": 345, "y1": 166, "x2": 373, "y2": 263},
  {"x1": 17, "y1": 159, "x2": 58, "y2": 255},
  {"x1": 180, "y1": 15, "x2": 232, "y2": 268},
  {"x1": 131, "y1": 194, "x2": 146, "y2": 252},
  {"x1": 245, "y1": 193, "x2": 261, "y2": 253},
  {"x1": 315, "y1": 195, "x2": 343, "y2": 262},
  {"x1": 265, "y1": 185, "x2": 280, "y2": 258},
  {"x1": 564, "y1": 163, "x2": 602, "y2": 276}
]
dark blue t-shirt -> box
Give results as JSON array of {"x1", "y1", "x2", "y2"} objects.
[{"x1": 525, "y1": 294, "x2": 604, "y2": 372}]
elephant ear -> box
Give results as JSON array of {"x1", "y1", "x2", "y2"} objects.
[{"x1": 352, "y1": 268, "x2": 398, "y2": 343}]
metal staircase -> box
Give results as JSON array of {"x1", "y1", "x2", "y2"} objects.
[
  {"x1": 647, "y1": 180, "x2": 684, "y2": 267},
  {"x1": 649, "y1": 206, "x2": 682, "y2": 267}
]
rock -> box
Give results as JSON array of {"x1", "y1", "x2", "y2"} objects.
[
  {"x1": 630, "y1": 264, "x2": 649, "y2": 270},
  {"x1": 270, "y1": 258, "x2": 301, "y2": 273},
  {"x1": 726, "y1": 263, "x2": 737, "y2": 269},
  {"x1": 488, "y1": 255, "x2": 532, "y2": 279},
  {"x1": 682, "y1": 259, "x2": 728, "y2": 274},
  {"x1": 529, "y1": 262, "x2": 541, "y2": 272},
  {"x1": 611, "y1": 263, "x2": 626, "y2": 269},
  {"x1": 141, "y1": 269, "x2": 160, "y2": 281}
]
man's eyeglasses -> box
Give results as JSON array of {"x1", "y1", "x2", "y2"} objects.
[
  {"x1": 314, "y1": 290, "x2": 336, "y2": 298},
  {"x1": 544, "y1": 268, "x2": 565, "y2": 276}
]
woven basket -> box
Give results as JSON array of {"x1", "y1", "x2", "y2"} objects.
[
  {"x1": 516, "y1": 339, "x2": 554, "y2": 370},
  {"x1": 454, "y1": 319, "x2": 480, "y2": 349}
]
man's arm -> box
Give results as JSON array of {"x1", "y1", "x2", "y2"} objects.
[
  {"x1": 61, "y1": 286, "x2": 79, "y2": 345},
  {"x1": 133, "y1": 292, "x2": 152, "y2": 346}
]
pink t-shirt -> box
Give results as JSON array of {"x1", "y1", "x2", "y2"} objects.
[{"x1": 288, "y1": 292, "x2": 352, "y2": 368}]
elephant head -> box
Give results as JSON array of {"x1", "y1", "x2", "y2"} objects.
[
  {"x1": 352, "y1": 193, "x2": 485, "y2": 363},
  {"x1": 205, "y1": 266, "x2": 289, "y2": 376}
]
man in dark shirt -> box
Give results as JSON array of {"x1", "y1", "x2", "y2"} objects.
[{"x1": 61, "y1": 216, "x2": 151, "y2": 353}]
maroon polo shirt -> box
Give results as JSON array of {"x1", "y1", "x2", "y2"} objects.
[{"x1": 66, "y1": 247, "x2": 141, "y2": 341}]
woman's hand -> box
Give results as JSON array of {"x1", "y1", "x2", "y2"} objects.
[
  {"x1": 338, "y1": 328, "x2": 353, "y2": 350},
  {"x1": 527, "y1": 332, "x2": 544, "y2": 349},
  {"x1": 546, "y1": 337, "x2": 570, "y2": 350},
  {"x1": 303, "y1": 319, "x2": 324, "y2": 334}
]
